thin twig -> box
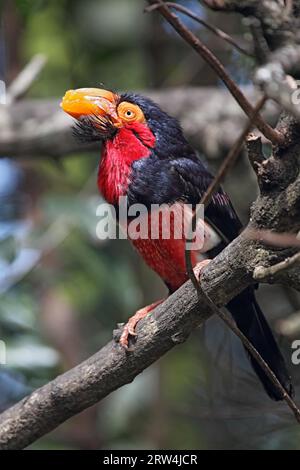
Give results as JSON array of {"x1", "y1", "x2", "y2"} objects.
[
  {"x1": 148, "y1": 8, "x2": 296, "y2": 414},
  {"x1": 201, "y1": 0, "x2": 228, "y2": 10},
  {"x1": 146, "y1": 0, "x2": 284, "y2": 145},
  {"x1": 6, "y1": 54, "x2": 47, "y2": 104},
  {"x1": 202, "y1": 97, "x2": 267, "y2": 206},
  {"x1": 245, "y1": 228, "x2": 300, "y2": 248},
  {"x1": 254, "y1": 251, "x2": 300, "y2": 281},
  {"x1": 185, "y1": 96, "x2": 267, "y2": 292},
  {"x1": 182, "y1": 94, "x2": 300, "y2": 422},
  {"x1": 146, "y1": 2, "x2": 253, "y2": 57},
  {"x1": 198, "y1": 289, "x2": 300, "y2": 423},
  {"x1": 0, "y1": 225, "x2": 290, "y2": 448},
  {"x1": 249, "y1": 21, "x2": 270, "y2": 64}
]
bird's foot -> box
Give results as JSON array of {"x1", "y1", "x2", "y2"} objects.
[
  {"x1": 119, "y1": 299, "x2": 164, "y2": 350},
  {"x1": 193, "y1": 259, "x2": 211, "y2": 282}
]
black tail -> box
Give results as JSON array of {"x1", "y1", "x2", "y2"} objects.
[{"x1": 227, "y1": 288, "x2": 293, "y2": 401}]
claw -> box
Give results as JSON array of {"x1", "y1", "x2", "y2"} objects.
[
  {"x1": 117, "y1": 299, "x2": 164, "y2": 350},
  {"x1": 119, "y1": 321, "x2": 139, "y2": 349},
  {"x1": 128, "y1": 327, "x2": 137, "y2": 337},
  {"x1": 193, "y1": 259, "x2": 211, "y2": 281},
  {"x1": 119, "y1": 326, "x2": 131, "y2": 349}
]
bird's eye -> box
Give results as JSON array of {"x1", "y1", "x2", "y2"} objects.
[{"x1": 117, "y1": 101, "x2": 145, "y2": 123}]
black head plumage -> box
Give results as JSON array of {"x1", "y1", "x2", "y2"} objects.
[
  {"x1": 71, "y1": 90, "x2": 197, "y2": 161},
  {"x1": 119, "y1": 93, "x2": 196, "y2": 160}
]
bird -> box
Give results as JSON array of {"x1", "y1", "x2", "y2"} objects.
[{"x1": 61, "y1": 87, "x2": 293, "y2": 401}]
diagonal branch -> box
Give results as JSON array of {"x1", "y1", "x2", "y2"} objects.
[
  {"x1": 0, "y1": 87, "x2": 280, "y2": 160},
  {"x1": 2, "y1": 82, "x2": 299, "y2": 448},
  {"x1": 146, "y1": 0, "x2": 284, "y2": 145},
  {"x1": 201, "y1": 0, "x2": 300, "y2": 119},
  {"x1": 254, "y1": 251, "x2": 300, "y2": 281},
  {"x1": 6, "y1": 54, "x2": 47, "y2": 104},
  {"x1": 150, "y1": 1, "x2": 300, "y2": 416},
  {"x1": 146, "y1": 2, "x2": 254, "y2": 57},
  {"x1": 0, "y1": 0, "x2": 299, "y2": 452},
  {"x1": 185, "y1": 95, "x2": 267, "y2": 293},
  {"x1": 197, "y1": 288, "x2": 300, "y2": 422},
  {"x1": 0, "y1": 230, "x2": 298, "y2": 450},
  {"x1": 183, "y1": 95, "x2": 300, "y2": 420}
]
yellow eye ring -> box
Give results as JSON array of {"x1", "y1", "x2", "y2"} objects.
[{"x1": 117, "y1": 101, "x2": 145, "y2": 123}]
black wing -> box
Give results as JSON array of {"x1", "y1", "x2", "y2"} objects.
[{"x1": 129, "y1": 155, "x2": 242, "y2": 245}]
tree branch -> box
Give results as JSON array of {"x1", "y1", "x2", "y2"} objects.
[
  {"x1": 6, "y1": 54, "x2": 47, "y2": 104},
  {"x1": 202, "y1": 0, "x2": 300, "y2": 119},
  {"x1": 0, "y1": 87, "x2": 279, "y2": 159},
  {"x1": 185, "y1": 95, "x2": 267, "y2": 291},
  {"x1": 146, "y1": 2, "x2": 254, "y2": 56},
  {"x1": 1, "y1": 108, "x2": 300, "y2": 446},
  {"x1": 183, "y1": 94, "x2": 300, "y2": 419},
  {"x1": 1, "y1": 0, "x2": 300, "y2": 449},
  {"x1": 146, "y1": 0, "x2": 284, "y2": 144},
  {"x1": 246, "y1": 133, "x2": 265, "y2": 173},
  {"x1": 255, "y1": 54, "x2": 300, "y2": 119},
  {"x1": 0, "y1": 235, "x2": 249, "y2": 449},
  {"x1": 0, "y1": 228, "x2": 298, "y2": 450},
  {"x1": 254, "y1": 251, "x2": 300, "y2": 281}
]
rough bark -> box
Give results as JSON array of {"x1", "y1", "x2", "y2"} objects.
[
  {"x1": 0, "y1": 241, "x2": 294, "y2": 450},
  {"x1": 0, "y1": 130, "x2": 299, "y2": 448}
]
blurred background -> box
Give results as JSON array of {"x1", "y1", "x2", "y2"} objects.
[{"x1": 0, "y1": 0, "x2": 300, "y2": 450}]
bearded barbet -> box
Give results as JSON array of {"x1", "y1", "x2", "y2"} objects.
[{"x1": 61, "y1": 88, "x2": 293, "y2": 401}]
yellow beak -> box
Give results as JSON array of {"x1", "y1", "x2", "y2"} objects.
[{"x1": 60, "y1": 88, "x2": 119, "y2": 120}]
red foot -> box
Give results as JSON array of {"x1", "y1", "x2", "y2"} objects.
[
  {"x1": 193, "y1": 259, "x2": 211, "y2": 281},
  {"x1": 119, "y1": 299, "x2": 164, "y2": 350}
]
